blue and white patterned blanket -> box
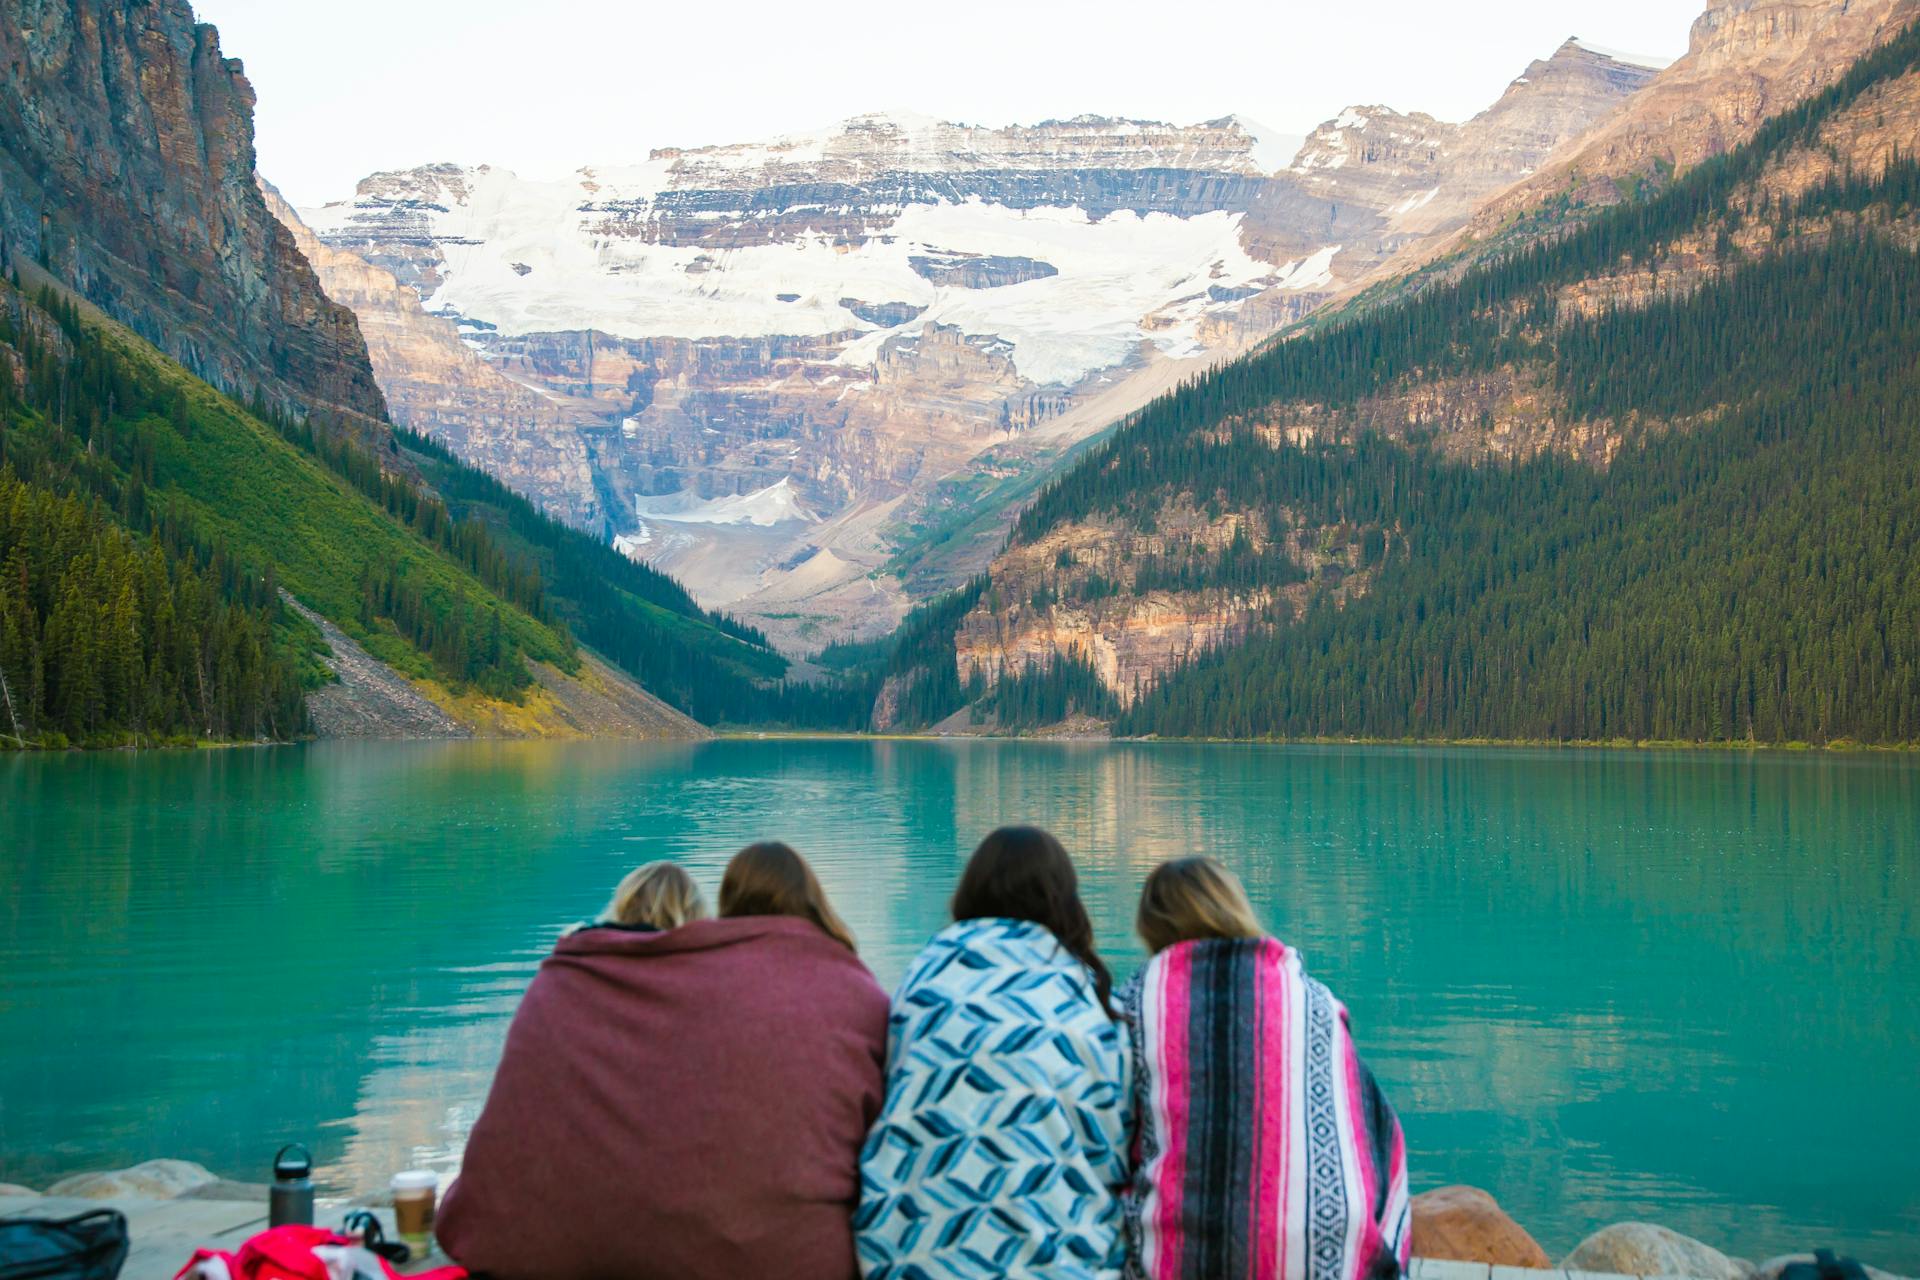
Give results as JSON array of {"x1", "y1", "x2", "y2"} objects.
[{"x1": 856, "y1": 917, "x2": 1132, "y2": 1279}]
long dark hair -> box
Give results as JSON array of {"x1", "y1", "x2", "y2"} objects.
[
  {"x1": 951, "y1": 825, "x2": 1114, "y2": 1017},
  {"x1": 718, "y1": 841, "x2": 857, "y2": 952}
]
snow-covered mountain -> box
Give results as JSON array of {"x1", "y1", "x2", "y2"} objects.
[
  {"x1": 295, "y1": 46, "x2": 1660, "y2": 647},
  {"x1": 307, "y1": 114, "x2": 1313, "y2": 390}
]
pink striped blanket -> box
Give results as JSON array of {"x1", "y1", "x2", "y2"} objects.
[{"x1": 1121, "y1": 936, "x2": 1412, "y2": 1280}]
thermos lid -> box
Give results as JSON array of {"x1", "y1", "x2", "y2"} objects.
[
  {"x1": 390, "y1": 1170, "x2": 437, "y2": 1192},
  {"x1": 273, "y1": 1142, "x2": 312, "y2": 1182}
]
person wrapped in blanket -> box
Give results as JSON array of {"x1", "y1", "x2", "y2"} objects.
[
  {"x1": 438, "y1": 846, "x2": 888, "y2": 1280},
  {"x1": 856, "y1": 827, "x2": 1132, "y2": 1280},
  {"x1": 1121, "y1": 857, "x2": 1412, "y2": 1280}
]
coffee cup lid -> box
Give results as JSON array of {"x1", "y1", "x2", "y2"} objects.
[{"x1": 390, "y1": 1170, "x2": 438, "y2": 1191}]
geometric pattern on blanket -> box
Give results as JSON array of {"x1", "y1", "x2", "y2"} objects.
[{"x1": 856, "y1": 916, "x2": 1132, "y2": 1280}]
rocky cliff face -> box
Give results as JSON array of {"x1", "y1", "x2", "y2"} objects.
[
  {"x1": 263, "y1": 185, "x2": 600, "y2": 525},
  {"x1": 0, "y1": 0, "x2": 387, "y2": 426},
  {"x1": 952, "y1": 506, "x2": 1373, "y2": 710},
  {"x1": 301, "y1": 53, "x2": 1653, "y2": 648}
]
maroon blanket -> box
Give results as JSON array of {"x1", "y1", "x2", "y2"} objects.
[{"x1": 438, "y1": 916, "x2": 889, "y2": 1280}]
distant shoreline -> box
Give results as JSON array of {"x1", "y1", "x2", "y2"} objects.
[
  {"x1": 10, "y1": 731, "x2": 1918, "y2": 755},
  {"x1": 714, "y1": 730, "x2": 1920, "y2": 752}
]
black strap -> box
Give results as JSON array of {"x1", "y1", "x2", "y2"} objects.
[
  {"x1": 6, "y1": 1210, "x2": 124, "y2": 1238},
  {"x1": 340, "y1": 1210, "x2": 410, "y2": 1266}
]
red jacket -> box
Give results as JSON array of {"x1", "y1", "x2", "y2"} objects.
[
  {"x1": 437, "y1": 916, "x2": 889, "y2": 1280},
  {"x1": 175, "y1": 1225, "x2": 465, "y2": 1280}
]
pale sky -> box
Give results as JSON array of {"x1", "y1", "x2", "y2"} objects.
[{"x1": 194, "y1": 0, "x2": 1700, "y2": 209}]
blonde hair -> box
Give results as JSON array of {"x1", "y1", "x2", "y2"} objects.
[
  {"x1": 718, "y1": 841, "x2": 857, "y2": 952},
  {"x1": 605, "y1": 862, "x2": 707, "y2": 930},
  {"x1": 1136, "y1": 856, "x2": 1264, "y2": 955}
]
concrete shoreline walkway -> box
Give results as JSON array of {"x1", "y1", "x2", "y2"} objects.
[{"x1": 3, "y1": 1192, "x2": 1701, "y2": 1280}]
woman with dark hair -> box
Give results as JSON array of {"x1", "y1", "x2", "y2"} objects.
[
  {"x1": 720, "y1": 840, "x2": 859, "y2": 950},
  {"x1": 1122, "y1": 857, "x2": 1411, "y2": 1280},
  {"x1": 856, "y1": 826, "x2": 1130, "y2": 1280},
  {"x1": 439, "y1": 843, "x2": 887, "y2": 1280}
]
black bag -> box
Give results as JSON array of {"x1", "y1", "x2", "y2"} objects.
[
  {"x1": 1779, "y1": 1250, "x2": 1871, "y2": 1280},
  {"x1": 0, "y1": 1209, "x2": 129, "y2": 1280}
]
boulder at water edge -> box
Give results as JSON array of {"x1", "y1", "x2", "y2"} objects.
[
  {"x1": 1753, "y1": 1255, "x2": 1913, "y2": 1280},
  {"x1": 1411, "y1": 1185, "x2": 1552, "y2": 1266},
  {"x1": 1562, "y1": 1223, "x2": 1747, "y2": 1280},
  {"x1": 46, "y1": 1159, "x2": 218, "y2": 1200},
  {"x1": 0, "y1": 1184, "x2": 39, "y2": 1197}
]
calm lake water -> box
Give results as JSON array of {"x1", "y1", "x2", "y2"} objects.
[{"x1": 3, "y1": 740, "x2": 1917, "y2": 1264}]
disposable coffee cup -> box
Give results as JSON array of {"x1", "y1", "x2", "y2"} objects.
[{"x1": 390, "y1": 1170, "x2": 438, "y2": 1251}]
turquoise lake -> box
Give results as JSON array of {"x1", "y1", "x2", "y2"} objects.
[{"x1": 2, "y1": 740, "x2": 1916, "y2": 1265}]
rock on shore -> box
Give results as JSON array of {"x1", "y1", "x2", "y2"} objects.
[
  {"x1": 46, "y1": 1159, "x2": 218, "y2": 1200},
  {"x1": 1412, "y1": 1185, "x2": 1552, "y2": 1266},
  {"x1": 1564, "y1": 1223, "x2": 1749, "y2": 1280}
]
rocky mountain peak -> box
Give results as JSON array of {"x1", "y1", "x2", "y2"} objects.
[
  {"x1": 1282, "y1": 38, "x2": 1660, "y2": 239},
  {"x1": 1555, "y1": 37, "x2": 1672, "y2": 72},
  {"x1": 1453, "y1": 0, "x2": 1919, "y2": 240},
  {"x1": 1290, "y1": 106, "x2": 1451, "y2": 177},
  {"x1": 352, "y1": 163, "x2": 476, "y2": 206},
  {"x1": 1285, "y1": 35, "x2": 1663, "y2": 204},
  {"x1": 1503, "y1": 39, "x2": 1671, "y2": 110}
]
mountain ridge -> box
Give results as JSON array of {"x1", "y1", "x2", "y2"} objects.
[
  {"x1": 1336, "y1": 0, "x2": 1920, "y2": 302},
  {"x1": 889, "y1": 9, "x2": 1920, "y2": 743},
  {"x1": 291, "y1": 42, "x2": 1657, "y2": 650}
]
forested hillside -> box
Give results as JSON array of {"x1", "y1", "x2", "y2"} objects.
[
  {"x1": 898, "y1": 20, "x2": 1920, "y2": 744},
  {"x1": 0, "y1": 275, "x2": 579, "y2": 744},
  {"x1": 1124, "y1": 233, "x2": 1920, "y2": 741},
  {"x1": 0, "y1": 271, "x2": 870, "y2": 746},
  {"x1": 0, "y1": 284, "x2": 321, "y2": 746},
  {"x1": 391, "y1": 429, "x2": 872, "y2": 727},
  {"x1": 0, "y1": 467, "x2": 308, "y2": 747}
]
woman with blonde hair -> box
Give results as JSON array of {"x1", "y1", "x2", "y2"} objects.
[
  {"x1": 608, "y1": 860, "x2": 706, "y2": 929},
  {"x1": 563, "y1": 861, "x2": 708, "y2": 936},
  {"x1": 1121, "y1": 857, "x2": 1411, "y2": 1280},
  {"x1": 441, "y1": 842, "x2": 887, "y2": 1280}
]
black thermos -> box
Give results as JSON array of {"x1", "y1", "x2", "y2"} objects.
[{"x1": 269, "y1": 1143, "x2": 314, "y2": 1227}]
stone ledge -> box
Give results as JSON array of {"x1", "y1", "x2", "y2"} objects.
[
  {"x1": 1412, "y1": 1264, "x2": 1703, "y2": 1280},
  {"x1": 0, "y1": 1194, "x2": 1739, "y2": 1280}
]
